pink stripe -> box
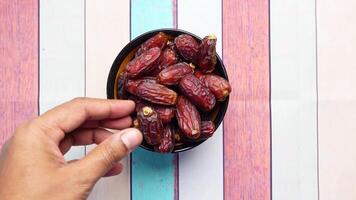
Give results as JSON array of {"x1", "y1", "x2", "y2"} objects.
[
  {"x1": 172, "y1": 0, "x2": 178, "y2": 28},
  {"x1": 0, "y1": 0, "x2": 39, "y2": 149},
  {"x1": 223, "y1": 0, "x2": 271, "y2": 199}
]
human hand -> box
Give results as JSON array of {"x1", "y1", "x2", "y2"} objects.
[{"x1": 0, "y1": 97, "x2": 142, "y2": 200}]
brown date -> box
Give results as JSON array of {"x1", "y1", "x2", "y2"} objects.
[
  {"x1": 179, "y1": 74, "x2": 216, "y2": 111},
  {"x1": 135, "y1": 32, "x2": 168, "y2": 57},
  {"x1": 166, "y1": 41, "x2": 178, "y2": 53},
  {"x1": 201, "y1": 74, "x2": 231, "y2": 101},
  {"x1": 154, "y1": 124, "x2": 175, "y2": 153},
  {"x1": 176, "y1": 96, "x2": 201, "y2": 139},
  {"x1": 154, "y1": 106, "x2": 175, "y2": 124},
  {"x1": 127, "y1": 81, "x2": 177, "y2": 105},
  {"x1": 137, "y1": 106, "x2": 164, "y2": 145},
  {"x1": 116, "y1": 72, "x2": 129, "y2": 99},
  {"x1": 174, "y1": 34, "x2": 199, "y2": 62},
  {"x1": 126, "y1": 47, "x2": 161, "y2": 78},
  {"x1": 157, "y1": 62, "x2": 195, "y2": 85},
  {"x1": 199, "y1": 121, "x2": 215, "y2": 140},
  {"x1": 125, "y1": 77, "x2": 156, "y2": 94},
  {"x1": 151, "y1": 47, "x2": 179, "y2": 76},
  {"x1": 194, "y1": 70, "x2": 204, "y2": 79},
  {"x1": 196, "y1": 34, "x2": 217, "y2": 73}
]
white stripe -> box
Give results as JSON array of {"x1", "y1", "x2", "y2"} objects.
[
  {"x1": 85, "y1": 0, "x2": 130, "y2": 199},
  {"x1": 178, "y1": 0, "x2": 223, "y2": 199},
  {"x1": 39, "y1": 0, "x2": 85, "y2": 160},
  {"x1": 317, "y1": 0, "x2": 356, "y2": 199},
  {"x1": 270, "y1": 0, "x2": 318, "y2": 199}
]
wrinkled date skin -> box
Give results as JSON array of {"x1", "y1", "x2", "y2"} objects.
[
  {"x1": 179, "y1": 74, "x2": 216, "y2": 111},
  {"x1": 174, "y1": 34, "x2": 199, "y2": 62},
  {"x1": 201, "y1": 74, "x2": 231, "y2": 101},
  {"x1": 137, "y1": 106, "x2": 164, "y2": 145},
  {"x1": 116, "y1": 72, "x2": 129, "y2": 99},
  {"x1": 199, "y1": 121, "x2": 215, "y2": 140},
  {"x1": 126, "y1": 47, "x2": 161, "y2": 78},
  {"x1": 194, "y1": 70, "x2": 204, "y2": 79},
  {"x1": 157, "y1": 62, "x2": 194, "y2": 85},
  {"x1": 154, "y1": 106, "x2": 175, "y2": 124},
  {"x1": 196, "y1": 34, "x2": 217, "y2": 73},
  {"x1": 151, "y1": 47, "x2": 179, "y2": 76},
  {"x1": 176, "y1": 96, "x2": 201, "y2": 139},
  {"x1": 135, "y1": 32, "x2": 168, "y2": 57},
  {"x1": 125, "y1": 77, "x2": 156, "y2": 94},
  {"x1": 127, "y1": 81, "x2": 177, "y2": 105},
  {"x1": 154, "y1": 124, "x2": 175, "y2": 153}
]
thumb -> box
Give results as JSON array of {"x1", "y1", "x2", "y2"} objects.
[{"x1": 72, "y1": 128, "x2": 142, "y2": 182}]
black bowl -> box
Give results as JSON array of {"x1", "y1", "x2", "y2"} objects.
[{"x1": 107, "y1": 28, "x2": 229, "y2": 153}]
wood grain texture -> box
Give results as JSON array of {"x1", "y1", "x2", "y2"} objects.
[
  {"x1": 0, "y1": 0, "x2": 38, "y2": 148},
  {"x1": 177, "y1": 0, "x2": 223, "y2": 199},
  {"x1": 317, "y1": 0, "x2": 356, "y2": 199},
  {"x1": 270, "y1": 0, "x2": 318, "y2": 199},
  {"x1": 223, "y1": 0, "x2": 271, "y2": 199},
  {"x1": 39, "y1": 0, "x2": 85, "y2": 160},
  {"x1": 85, "y1": 0, "x2": 130, "y2": 199},
  {"x1": 130, "y1": 0, "x2": 177, "y2": 200}
]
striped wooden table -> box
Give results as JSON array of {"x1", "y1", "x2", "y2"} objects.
[{"x1": 1, "y1": 0, "x2": 356, "y2": 199}]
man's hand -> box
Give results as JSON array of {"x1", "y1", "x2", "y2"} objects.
[{"x1": 0, "y1": 97, "x2": 142, "y2": 200}]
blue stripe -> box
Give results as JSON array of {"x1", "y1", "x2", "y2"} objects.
[{"x1": 131, "y1": 0, "x2": 176, "y2": 199}]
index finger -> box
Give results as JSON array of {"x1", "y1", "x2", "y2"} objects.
[{"x1": 36, "y1": 97, "x2": 135, "y2": 142}]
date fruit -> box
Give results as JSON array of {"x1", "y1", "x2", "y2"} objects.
[
  {"x1": 196, "y1": 34, "x2": 217, "y2": 73},
  {"x1": 176, "y1": 96, "x2": 201, "y2": 139},
  {"x1": 151, "y1": 47, "x2": 179, "y2": 76},
  {"x1": 154, "y1": 124, "x2": 175, "y2": 153},
  {"x1": 157, "y1": 62, "x2": 195, "y2": 85},
  {"x1": 126, "y1": 47, "x2": 161, "y2": 78},
  {"x1": 137, "y1": 106, "x2": 164, "y2": 145},
  {"x1": 199, "y1": 121, "x2": 215, "y2": 140},
  {"x1": 126, "y1": 77, "x2": 156, "y2": 94},
  {"x1": 201, "y1": 74, "x2": 231, "y2": 101},
  {"x1": 179, "y1": 74, "x2": 216, "y2": 111},
  {"x1": 128, "y1": 81, "x2": 177, "y2": 105},
  {"x1": 135, "y1": 32, "x2": 168, "y2": 57},
  {"x1": 154, "y1": 106, "x2": 175, "y2": 124},
  {"x1": 116, "y1": 72, "x2": 129, "y2": 99},
  {"x1": 174, "y1": 34, "x2": 199, "y2": 62}
]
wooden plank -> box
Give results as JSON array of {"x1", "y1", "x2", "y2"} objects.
[
  {"x1": 130, "y1": 0, "x2": 177, "y2": 199},
  {"x1": 270, "y1": 0, "x2": 318, "y2": 199},
  {"x1": 0, "y1": 0, "x2": 38, "y2": 148},
  {"x1": 317, "y1": 0, "x2": 356, "y2": 199},
  {"x1": 85, "y1": 0, "x2": 131, "y2": 199},
  {"x1": 177, "y1": 0, "x2": 223, "y2": 199},
  {"x1": 39, "y1": 0, "x2": 85, "y2": 160},
  {"x1": 222, "y1": 0, "x2": 271, "y2": 199}
]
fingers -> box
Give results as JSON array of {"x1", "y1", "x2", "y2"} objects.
[
  {"x1": 36, "y1": 97, "x2": 135, "y2": 143},
  {"x1": 69, "y1": 128, "x2": 142, "y2": 182},
  {"x1": 104, "y1": 163, "x2": 123, "y2": 177},
  {"x1": 59, "y1": 128, "x2": 113, "y2": 155},
  {"x1": 81, "y1": 116, "x2": 133, "y2": 129}
]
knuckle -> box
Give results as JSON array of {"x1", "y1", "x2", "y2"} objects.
[{"x1": 71, "y1": 97, "x2": 88, "y2": 104}]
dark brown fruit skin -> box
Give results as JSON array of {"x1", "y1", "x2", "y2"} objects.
[
  {"x1": 151, "y1": 47, "x2": 179, "y2": 76},
  {"x1": 174, "y1": 34, "x2": 199, "y2": 62},
  {"x1": 126, "y1": 47, "x2": 161, "y2": 78},
  {"x1": 157, "y1": 62, "x2": 194, "y2": 85},
  {"x1": 194, "y1": 70, "x2": 204, "y2": 79},
  {"x1": 154, "y1": 106, "x2": 175, "y2": 124},
  {"x1": 201, "y1": 74, "x2": 231, "y2": 101},
  {"x1": 154, "y1": 124, "x2": 175, "y2": 153},
  {"x1": 176, "y1": 96, "x2": 201, "y2": 139},
  {"x1": 179, "y1": 74, "x2": 216, "y2": 111},
  {"x1": 198, "y1": 121, "x2": 215, "y2": 140},
  {"x1": 137, "y1": 106, "x2": 164, "y2": 145},
  {"x1": 125, "y1": 77, "x2": 156, "y2": 94},
  {"x1": 135, "y1": 32, "x2": 168, "y2": 57},
  {"x1": 117, "y1": 72, "x2": 129, "y2": 99},
  {"x1": 196, "y1": 35, "x2": 217, "y2": 73},
  {"x1": 166, "y1": 41, "x2": 178, "y2": 52},
  {"x1": 127, "y1": 81, "x2": 177, "y2": 105}
]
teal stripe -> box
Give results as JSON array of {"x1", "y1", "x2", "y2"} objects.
[{"x1": 131, "y1": 0, "x2": 176, "y2": 200}]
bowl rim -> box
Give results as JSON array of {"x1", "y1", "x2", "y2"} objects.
[{"x1": 107, "y1": 28, "x2": 229, "y2": 153}]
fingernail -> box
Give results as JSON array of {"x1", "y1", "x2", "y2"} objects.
[{"x1": 119, "y1": 128, "x2": 142, "y2": 151}]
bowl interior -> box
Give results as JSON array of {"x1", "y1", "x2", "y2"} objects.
[{"x1": 107, "y1": 28, "x2": 229, "y2": 153}]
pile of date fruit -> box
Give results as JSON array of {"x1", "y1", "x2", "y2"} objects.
[{"x1": 117, "y1": 32, "x2": 231, "y2": 153}]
